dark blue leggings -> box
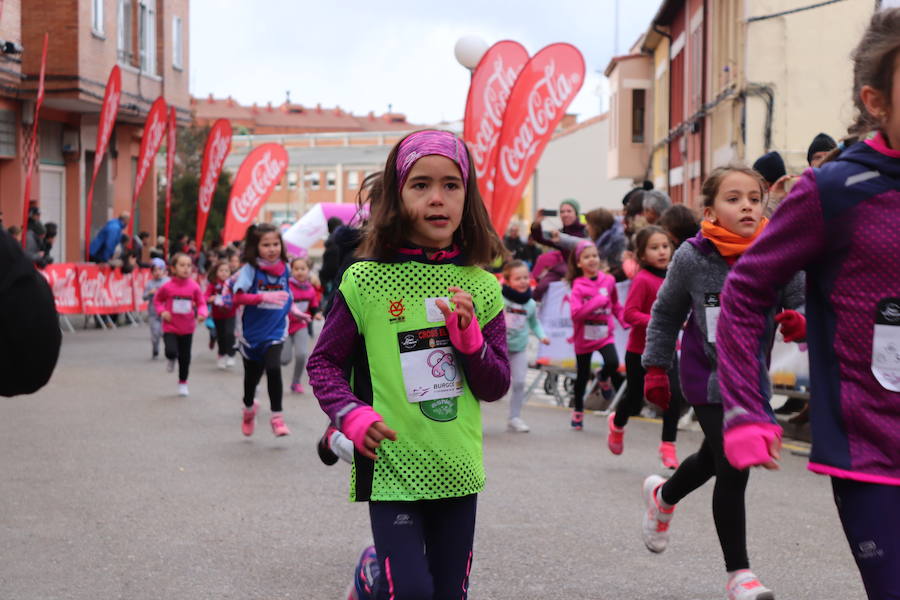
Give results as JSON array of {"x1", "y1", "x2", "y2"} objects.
[
  {"x1": 831, "y1": 477, "x2": 900, "y2": 599},
  {"x1": 369, "y1": 494, "x2": 477, "y2": 600}
]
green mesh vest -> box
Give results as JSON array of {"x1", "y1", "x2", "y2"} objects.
[{"x1": 339, "y1": 259, "x2": 502, "y2": 501}]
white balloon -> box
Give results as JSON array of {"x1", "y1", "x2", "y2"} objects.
[{"x1": 454, "y1": 36, "x2": 489, "y2": 70}]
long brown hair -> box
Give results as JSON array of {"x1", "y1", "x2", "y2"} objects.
[
  {"x1": 700, "y1": 165, "x2": 767, "y2": 208},
  {"x1": 356, "y1": 130, "x2": 504, "y2": 266},
  {"x1": 849, "y1": 8, "x2": 900, "y2": 137},
  {"x1": 242, "y1": 223, "x2": 288, "y2": 264},
  {"x1": 584, "y1": 208, "x2": 615, "y2": 238}
]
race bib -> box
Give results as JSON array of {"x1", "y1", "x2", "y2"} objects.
[
  {"x1": 397, "y1": 326, "x2": 463, "y2": 403},
  {"x1": 424, "y1": 297, "x2": 451, "y2": 323},
  {"x1": 584, "y1": 319, "x2": 608, "y2": 341},
  {"x1": 172, "y1": 297, "x2": 192, "y2": 315},
  {"x1": 872, "y1": 298, "x2": 900, "y2": 392},
  {"x1": 704, "y1": 293, "x2": 721, "y2": 344},
  {"x1": 295, "y1": 300, "x2": 310, "y2": 313},
  {"x1": 504, "y1": 306, "x2": 527, "y2": 331}
]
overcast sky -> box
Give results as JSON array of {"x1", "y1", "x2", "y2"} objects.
[{"x1": 189, "y1": 0, "x2": 664, "y2": 125}]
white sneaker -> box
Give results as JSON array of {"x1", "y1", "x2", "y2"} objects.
[
  {"x1": 641, "y1": 474, "x2": 674, "y2": 553},
  {"x1": 217, "y1": 356, "x2": 227, "y2": 370},
  {"x1": 225, "y1": 356, "x2": 235, "y2": 368},
  {"x1": 507, "y1": 417, "x2": 530, "y2": 433},
  {"x1": 726, "y1": 570, "x2": 774, "y2": 600},
  {"x1": 166, "y1": 359, "x2": 175, "y2": 373},
  {"x1": 178, "y1": 383, "x2": 189, "y2": 396}
]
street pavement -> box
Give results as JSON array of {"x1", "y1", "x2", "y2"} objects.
[{"x1": 1, "y1": 324, "x2": 867, "y2": 599}]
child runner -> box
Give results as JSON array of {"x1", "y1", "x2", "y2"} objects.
[
  {"x1": 205, "y1": 260, "x2": 237, "y2": 370},
  {"x1": 307, "y1": 129, "x2": 509, "y2": 600},
  {"x1": 502, "y1": 259, "x2": 550, "y2": 433},
  {"x1": 143, "y1": 257, "x2": 169, "y2": 360},
  {"x1": 566, "y1": 241, "x2": 626, "y2": 430},
  {"x1": 232, "y1": 223, "x2": 294, "y2": 437},
  {"x1": 717, "y1": 9, "x2": 900, "y2": 598},
  {"x1": 607, "y1": 225, "x2": 684, "y2": 468},
  {"x1": 639, "y1": 166, "x2": 805, "y2": 600},
  {"x1": 282, "y1": 257, "x2": 320, "y2": 394},
  {"x1": 153, "y1": 253, "x2": 207, "y2": 396}
]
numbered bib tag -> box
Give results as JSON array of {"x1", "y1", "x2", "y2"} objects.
[
  {"x1": 504, "y1": 305, "x2": 527, "y2": 331},
  {"x1": 398, "y1": 326, "x2": 463, "y2": 403},
  {"x1": 584, "y1": 319, "x2": 608, "y2": 341},
  {"x1": 424, "y1": 297, "x2": 451, "y2": 323},
  {"x1": 295, "y1": 300, "x2": 310, "y2": 313},
  {"x1": 872, "y1": 298, "x2": 900, "y2": 392},
  {"x1": 704, "y1": 293, "x2": 721, "y2": 344},
  {"x1": 172, "y1": 297, "x2": 192, "y2": 315}
]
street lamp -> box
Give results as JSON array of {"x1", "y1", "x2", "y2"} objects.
[{"x1": 454, "y1": 35, "x2": 489, "y2": 70}]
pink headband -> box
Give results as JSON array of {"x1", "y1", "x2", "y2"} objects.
[
  {"x1": 575, "y1": 240, "x2": 595, "y2": 260},
  {"x1": 396, "y1": 130, "x2": 470, "y2": 192}
]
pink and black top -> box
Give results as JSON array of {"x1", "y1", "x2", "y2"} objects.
[
  {"x1": 568, "y1": 273, "x2": 626, "y2": 355},
  {"x1": 153, "y1": 276, "x2": 208, "y2": 335}
]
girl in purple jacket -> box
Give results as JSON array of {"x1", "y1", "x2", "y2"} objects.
[{"x1": 717, "y1": 9, "x2": 900, "y2": 598}]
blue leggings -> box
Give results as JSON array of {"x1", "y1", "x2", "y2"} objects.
[
  {"x1": 369, "y1": 494, "x2": 477, "y2": 600},
  {"x1": 832, "y1": 477, "x2": 900, "y2": 599}
]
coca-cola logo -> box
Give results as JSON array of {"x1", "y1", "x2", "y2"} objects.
[
  {"x1": 51, "y1": 267, "x2": 79, "y2": 307},
  {"x1": 199, "y1": 128, "x2": 231, "y2": 213},
  {"x1": 497, "y1": 60, "x2": 581, "y2": 187},
  {"x1": 231, "y1": 150, "x2": 287, "y2": 224},
  {"x1": 471, "y1": 56, "x2": 523, "y2": 178}
]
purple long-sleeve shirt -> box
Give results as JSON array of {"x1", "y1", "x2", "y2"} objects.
[{"x1": 718, "y1": 135, "x2": 900, "y2": 485}]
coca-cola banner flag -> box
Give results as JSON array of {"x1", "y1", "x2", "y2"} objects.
[
  {"x1": 84, "y1": 65, "x2": 122, "y2": 261},
  {"x1": 164, "y1": 106, "x2": 176, "y2": 258},
  {"x1": 132, "y1": 267, "x2": 152, "y2": 312},
  {"x1": 196, "y1": 119, "x2": 232, "y2": 246},
  {"x1": 127, "y1": 96, "x2": 168, "y2": 240},
  {"x1": 21, "y1": 32, "x2": 48, "y2": 247},
  {"x1": 490, "y1": 44, "x2": 585, "y2": 235},
  {"x1": 222, "y1": 143, "x2": 288, "y2": 245},
  {"x1": 78, "y1": 264, "x2": 134, "y2": 315},
  {"x1": 462, "y1": 40, "x2": 528, "y2": 214},
  {"x1": 39, "y1": 263, "x2": 82, "y2": 314}
]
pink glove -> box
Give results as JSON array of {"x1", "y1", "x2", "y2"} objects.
[
  {"x1": 444, "y1": 312, "x2": 483, "y2": 355},
  {"x1": 775, "y1": 310, "x2": 806, "y2": 343},
  {"x1": 259, "y1": 290, "x2": 289, "y2": 306},
  {"x1": 644, "y1": 367, "x2": 671, "y2": 410},
  {"x1": 341, "y1": 405, "x2": 385, "y2": 454},
  {"x1": 723, "y1": 423, "x2": 783, "y2": 470}
]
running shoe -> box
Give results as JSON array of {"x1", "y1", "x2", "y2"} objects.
[
  {"x1": 726, "y1": 570, "x2": 774, "y2": 600},
  {"x1": 217, "y1": 356, "x2": 227, "y2": 370},
  {"x1": 225, "y1": 356, "x2": 235, "y2": 368},
  {"x1": 317, "y1": 425, "x2": 340, "y2": 466},
  {"x1": 241, "y1": 402, "x2": 257, "y2": 437},
  {"x1": 177, "y1": 382, "x2": 189, "y2": 397},
  {"x1": 570, "y1": 410, "x2": 584, "y2": 431},
  {"x1": 351, "y1": 545, "x2": 380, "y2": 600},
  {"x1": 641, "y1": 474, "x2": 675, "y2": 553},
  {"x1": 290, "y1": 383, "x2": 304, "y2": 394},
  {"x1": 598, "y1": 378, "x2": 614, "y2": 400},
  {"x1": 507, "y1": 417, "x2": 530, "y2": 433},
  {"x1": 659, "y1": 441, "x2": 679, "y2": 469},
  {"x1": 607, "y1": 413, "x2": 624, "y2": 454},
  {"x1": 270, "y1": 414, "x2": 291, "y2": 437}
]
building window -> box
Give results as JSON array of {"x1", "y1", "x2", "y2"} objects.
[
  {"x1": 92, "y1": 0, "x2": 105, "y2": 34},
  {"x1": 172, "y1": 16, "x2": 183, "y2": 70},
  {"x1": 117, "y1": 0, "x2": 134, "y2": 64},
  {"x1": 287, "y1": 171, "x2": 298, "y2": 189},
  {"x1": 305, "y1": 172, "x2": 320, "y2": 190},
  {"x1": 139, "y1": 0, "x2": 157, "y2": 75},
  {"x1": 632, "y1": 89, "x2": 646, "y2": 144},
  {"x1": 347, "y1": 171, "x2": 359, "y2": 189},
  {"x1": 326, "y1": 171, "x2": 337, "y2": 190}
]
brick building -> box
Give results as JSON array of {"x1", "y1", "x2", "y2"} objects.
[{"x1": 0, "y1": 0, "x2": 190, "y2": 262}]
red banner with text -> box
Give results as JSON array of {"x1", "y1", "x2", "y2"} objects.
[
  {"x1": 77, "y1": 264, "x2": 134, "y2": 315},
  {"x1": 132, "y1": 267, "x2": 152, "y2": 312},
  {"x1": 128, "y1": 96, "x2": 168, "y2": 239},
  {"x1": 222, "y1": 143, "x2": 288, "y2": 245},
  {"x1": 164, "y1": 106, "x2": 177, "y2": 258},
  {"x1": 39, "y1": 263, "x2": 82, "y2": 314},
  {"x1": 84, "y1": 66, "x2": 122, "y2": 261},
  {"x1": 196, "y1": 119, "x2": 233, "y2": 246}
]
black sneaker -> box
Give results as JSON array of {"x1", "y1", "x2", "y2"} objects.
[{"x1": 317, "y1": 425, "x2": 340, "y2": 466}]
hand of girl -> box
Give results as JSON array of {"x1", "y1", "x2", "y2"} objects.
[
  {"x1": 436, "y1": 286, "x2": 474, "y2": 330},
  {"x1": 723, "y1": 423, "x2": 783, "y2": 471},
  {"x1": 314, "y1": 313, "x2": 324, "y2": 321},
  {"x1": 541, "y1": 337, "x2": 551, "y2": 345},
  {"x1": 361, "y1": 421, "x2": 398, "y2": 460},
  {"x1": 161, "y1": 311, "x2": 172, "y2": 322}
]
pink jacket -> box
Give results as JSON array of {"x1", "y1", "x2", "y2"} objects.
[
  {"x1": 154, "y1": 276, "x2": 208, "y2": 335},
  {"x1": 288, "y1": 278, "x2": 319, "y2": 335},
  {"x1": 568, "y1": 273, "x2": 626, "y2": 354}
]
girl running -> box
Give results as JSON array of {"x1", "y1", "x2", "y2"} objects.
[
  {"x1": 502, "y1": 259, "x2": 550, "y2": 433},
  {"x1": 566, "y1": 241, "x2": 626, "y2": 430},
  {"x1": 639, "y1": 165, "x2": 805, "y2": 600},
  {"x1": 307, "y1": 129, "x2": 509, "y2": 600},
  {"x1": 143, "y1": 257, "x2": 169, "y2": 360},
  {"x1": 205, "y1": 260, "x2": 237, "y2": 370},
  {"x1": 717, "y1": 9, "x2": 900, "y2": 598},
  {"x1": 153, "y1": 253, "x2": 207, "y2": 396},
  {"x1": 282, "y1": 257, "x2": 320, "y2": 394},
  {"x1": 607, "y1": 225, "x2": 684, "y2": 468},
  {"x1": 232, "y1": 224, "x2": 293, "y2": 437}
]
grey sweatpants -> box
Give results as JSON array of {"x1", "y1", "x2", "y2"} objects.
[
  {"x1": 281, "y1": 328, "x2": 311, "y2": 385},
  {"x1": 149, "y1": 315, "x2": 162, "y2": 356},
  {"x1": 508, "y1": 349, "x2": 529, "y2": 420}
]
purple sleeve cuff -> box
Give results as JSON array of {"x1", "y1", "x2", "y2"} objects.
[{"x1": 459, "y1": 312, "x2": 510, "y2": 402}]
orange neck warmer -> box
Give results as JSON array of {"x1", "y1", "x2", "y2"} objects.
[{"x1": 700, "y1": 218, "x2": 768, "y2": 259}]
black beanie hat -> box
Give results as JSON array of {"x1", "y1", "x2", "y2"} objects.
[
  {"x1": 806, "y1": 133, "x2": 837, "y2": 165},
  {"x1": 752, "y1": 151, "x2": 786, "y2": 186}
]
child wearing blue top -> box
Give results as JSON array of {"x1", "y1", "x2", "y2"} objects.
[{"x1": 502, "y1": 260, "x2": 549, "y2": 432}]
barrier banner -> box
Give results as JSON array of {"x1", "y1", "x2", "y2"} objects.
[
  {"x1": 77, "y1": 264, "x2": 134, "y2": 315},
  {"x1": 39, "y1": 263, "x2": 82, "y2": 314},
  {"x1": 536, "y1": 281, "x2": 576, "y2": 368},
  {"x1": 132, "y1": 267, "x2": 152, "y2": 312}
]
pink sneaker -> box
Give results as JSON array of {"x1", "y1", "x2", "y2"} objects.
[
  {"x1": 241, "y1": 403, "x2": 257, "y2": 437},
  {"x1": 570, "y1": 410, "x2": 584, "y2": 430},
  {"x1": 271, "y1": 414, "x2": 291, "y2": 437},
  {"x1": 659, "y1": 441, "x2": 679, "y2": 469},
  {"x1": 607, "y1": 413, "x2": 624, "y2": 455},
  {"x1": 290, "y1": 382, "x2": 304, "y2": 394}
]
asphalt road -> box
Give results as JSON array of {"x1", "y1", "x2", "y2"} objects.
[{"x1": 0, "y1": 324, "x2": 866, "y2": 599}]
